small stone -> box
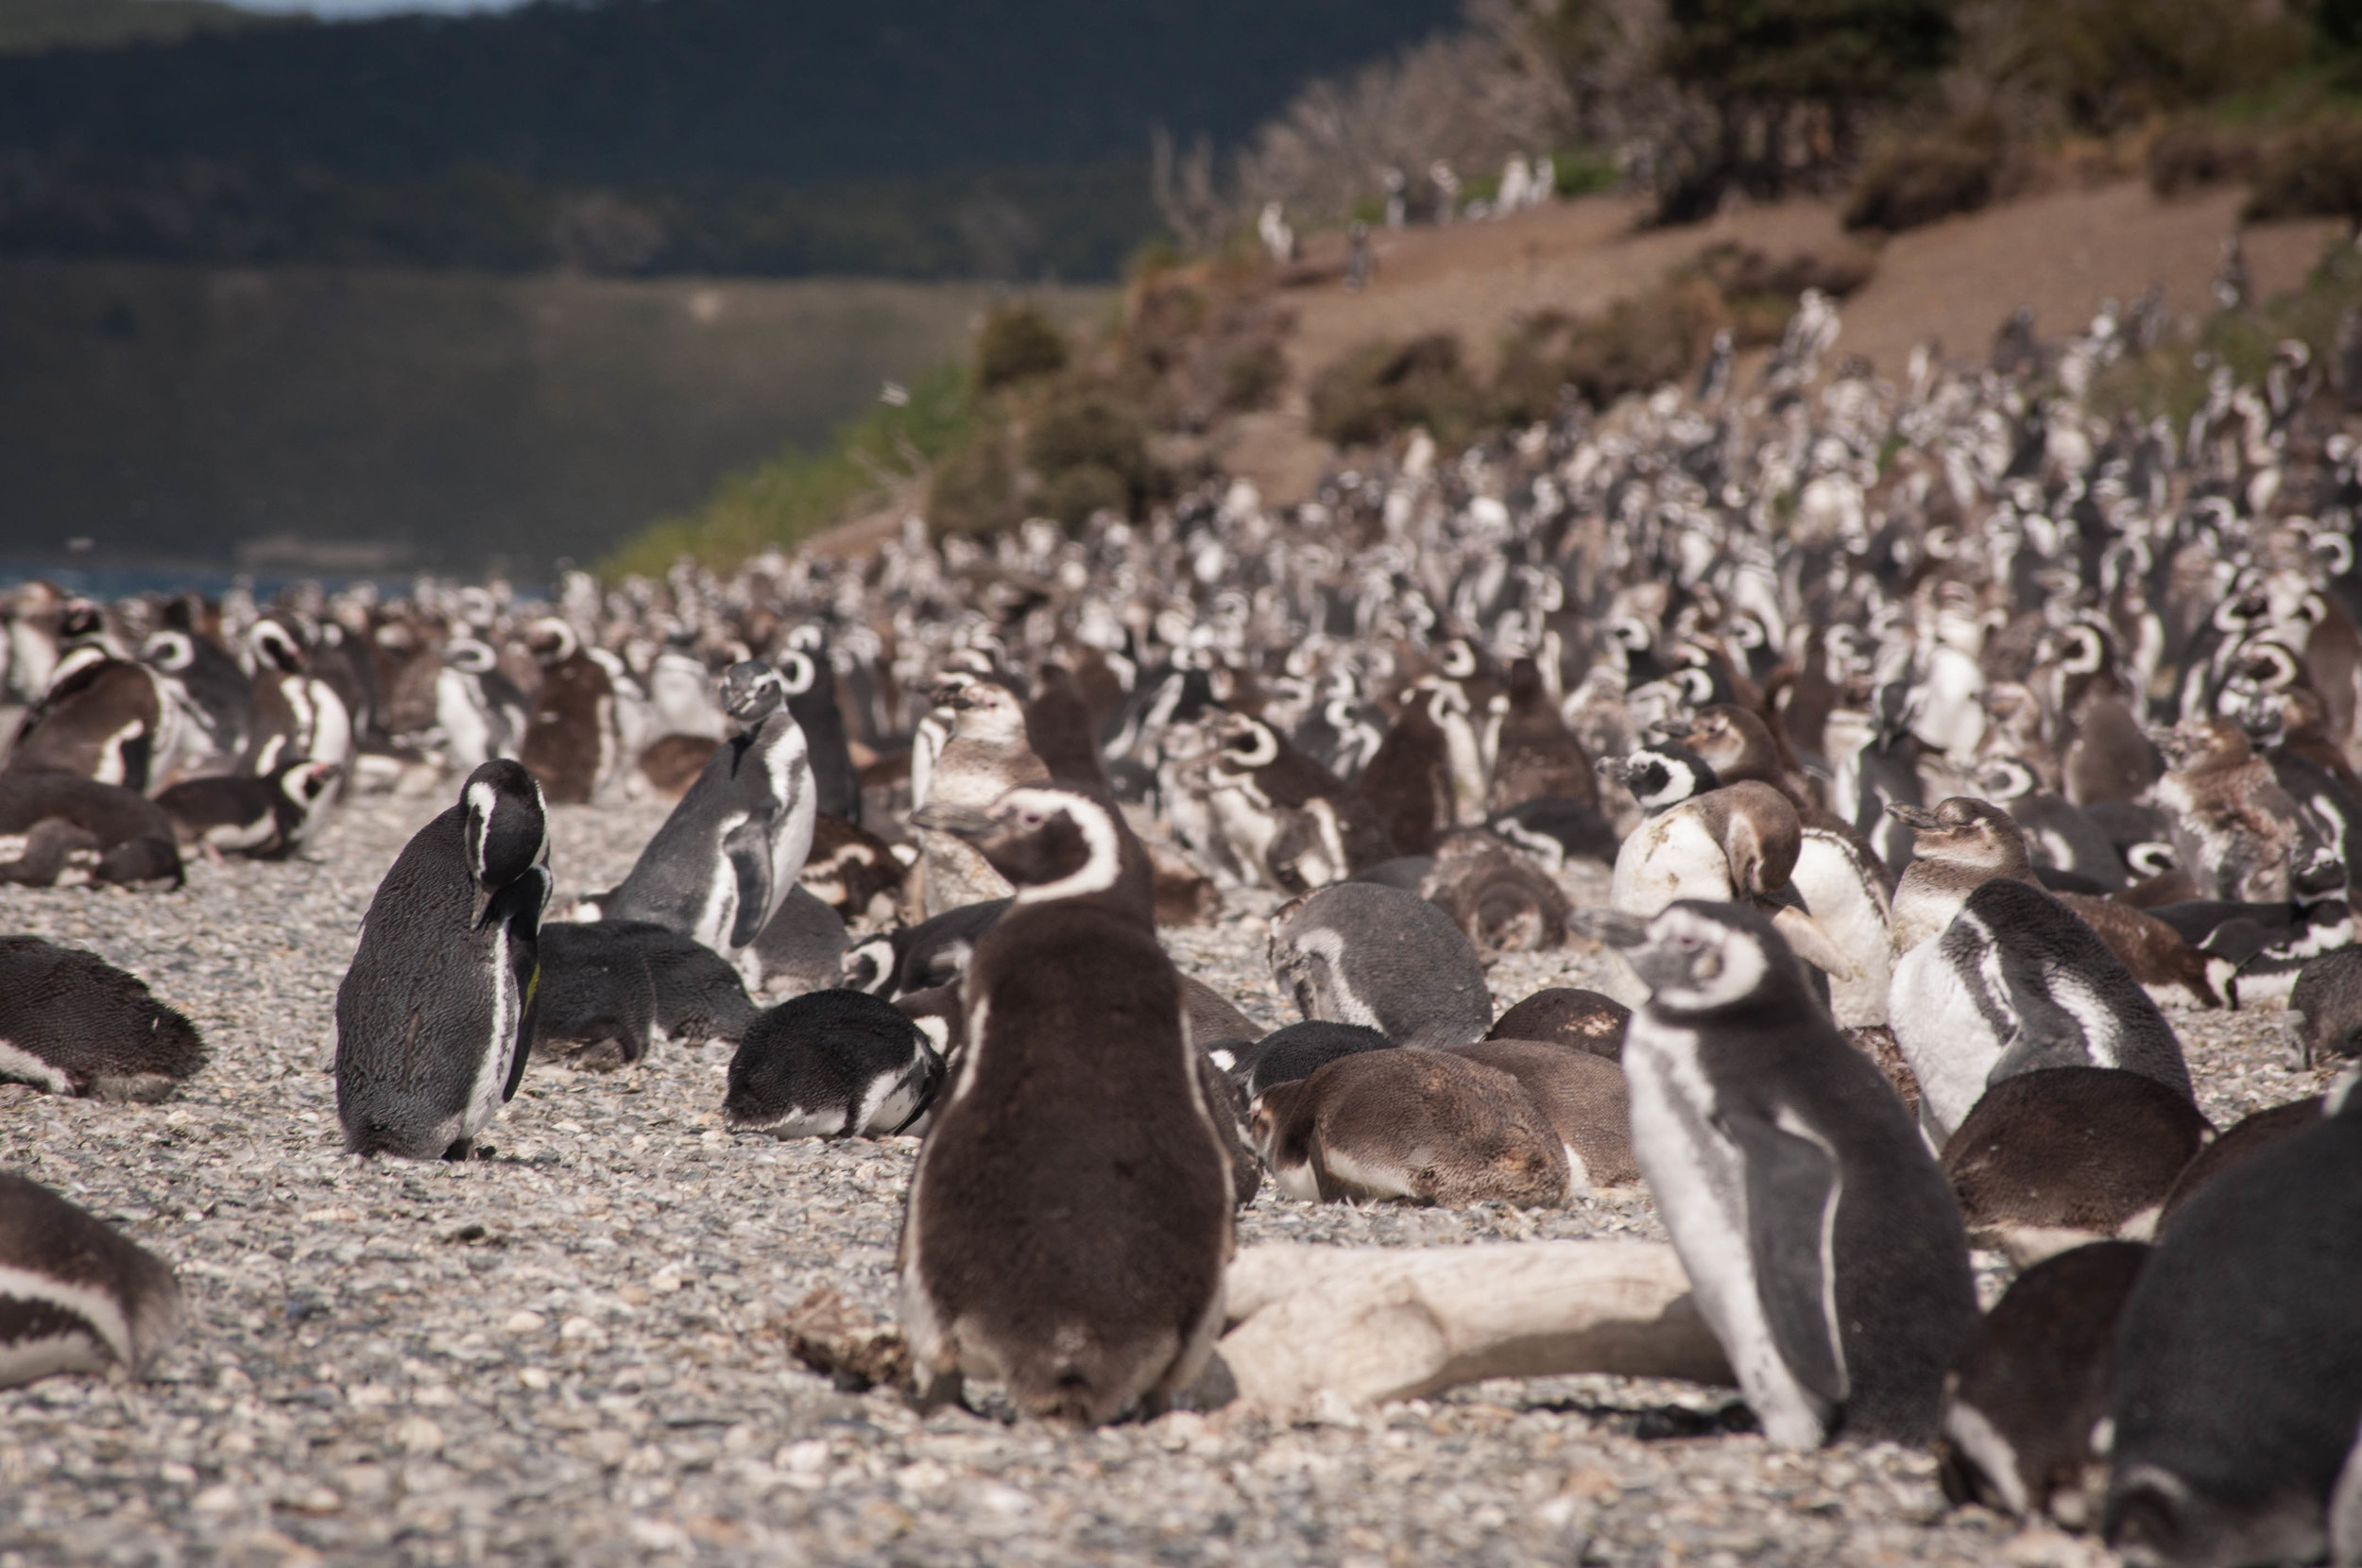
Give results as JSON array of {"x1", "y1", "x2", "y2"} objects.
[
  {"x1": 504, "y1": 1310, "x2": 547, "y2": 1335},
  {"x1": 391, "y1": 1416, "x2": 445, "y2": 1457}
]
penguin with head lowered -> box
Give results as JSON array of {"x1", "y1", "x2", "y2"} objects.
[
  {"x1": 1571, "y1": 899, "x2": 1978, "y2": 1449},
  {"x1": 334, "y1": 759, "x2": 553, "y2": 1160},
  {"x1": 0, "y1": 1172, "x2": 184, "y2": 1388},
  {"x1": 898, "y1": 783, "x2": 1233, "y2": 1424},
  {"x1": 597, "y1": 659, "x2": 817, "y2": 975}
]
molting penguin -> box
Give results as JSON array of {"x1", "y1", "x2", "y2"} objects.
[
  {"x1": 334, "y1": 759, "x2": 552, "y2": 1160},
  {"x1": 724, "y1": 988, "x2": 942, "y2": 1137},
  {"x1": 0, "y1": 1173, "x2": 183, "y2": 1388},
  {"x1": 2290, "y1": 946, "x2": 2362, "y2": 1064},
  {"x1": 156, "y1": 759, "x2": 340, "y2": 860},
  {"x1": 1572, "y1": 899, "x2": 1978, "y2": 1448},
  {"x1": 2157, "y1": 1096, "x2": 2323, "y2": 1226},
  {"x1": 600, "y1": 659, "x2": 817, "y2": 971},
  {"x1": 913, "y1": 681, "x2": 1051, "y2": 918},
  {"x1": 2103, "y1": 1076, "x2": 2362, "y2": 1568},
  {"x1": 1938, "y1": 1239, "x2": 2149, "y2": 1528},
  {"x1": 1249, "y1": 1047, "x2": 1569, "y2": 1207},
  {"x1": 0, "y1": 937, "x2": 208, "y2": 1100},
  {"x1": 898, "y1": 784, "x2": 1232, "y2": 1424},
  {"x1": 1418, "y1": 828, "x2": 1570, "y2": 952},
  {"x1": 2150, "y1": 717, "x2": 2305, "y2": 903},
  {"x1": 1886, "y1": 798, "x2": 2194, "y2": 1143},
  {"x1": 519, "y1": 617, "x2": 621, "y2": 806},
  {"x1": 532, "y1": 919, "x2": 758, "y2": 1070},
  {"x1": 1488, "y1": 987, "x2": 1630, "y2": 1061},
  {"x1": 1446, "y1": 1038, "x2": 1640, "y2": 1191},
  {"x1": 1267, "y1": 881, "x2": 1492, "y2": 1049}
]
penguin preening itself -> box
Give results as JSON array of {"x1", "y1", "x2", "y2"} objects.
[
  {"x1": 898, "y1": 785, "x2": 1233, "y2": 1424},
  {"x1": 1573, "y1": 899, "x2": 1977, "y2": 1448},
  {"x1": 1885, "y1": 798, "x2": 2195, "y2": 1144},
  {"x1": 156, "y1": 759, "x2": 341, "y2": 860},
  {"x1": 334, "y1": 759, "x2": 553, "y2": 1161},
  {"x1": 724, "y1": 988, "x2": 942, "y2": 1138},
  {"x1": 598, "y1": 659, "x2": 817, "y2": 972},
  {"x1": 0, "y1": 1172, "x2": 183, "y2": 1388},
  {"x1": 0, "y1": 937, "x2": 208, "y2": 1100},
  {"x1": 2103, "y1": 1075, "x2": 2362, "y2": 1568}
]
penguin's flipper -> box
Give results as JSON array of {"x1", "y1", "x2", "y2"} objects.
[
  {"x1": 724, "y1": 815, "x2": 776, "y2": 949},
  {"x1": 1723, "y1": 1108, "x2": 1848, "y2": 1408},
  {"x1": 1984, "y1": 957, "x2": 2090, "y2": 1082}
]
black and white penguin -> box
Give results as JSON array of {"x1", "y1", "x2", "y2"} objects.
[
  {"x1": 1267, "y1": 881, "x2": 1492, "y2": 1050},
  {"x1": 1488, "y1": 987, "x2": 1630, "y2": 1060},
  {"x1": 1195, "y1": 707, "x2": 1395, "y2": 889},
  {"x1": 1446, "y1": 1037, "x2": 1640, "y2": 1191},
  {"x1": 1486, "y1": 795, "x2": 1620, "y2": 871},
  {"x1": 777, "y1": 638, "x2": 864, "y2": 824},
  {"x1": 0, "y1": 1173, "x2": 183, "y2": 1388},
  {"x1": 2049, "y1": 891, "x2": 2241, "y2": 1011},
  {"x1": 2103, "y1": 1075, "x2": 2362, "y2": 1567},
  {"x1": 532, "y1": 919, "x2": 758, "y2": 1070},
  {"x1": 430, "y1": 634, "x2": 527, "y2": 774},
  {"x1": 843, "y1": 898, "x2": 1009, "y2": 997},
  {"x1": 240, "y1": 615, "x2": 352, "y2": 775},
  {"x1": 1573, "y1": 899, "x2": 1978, "y2": 1448},
  {"x1": 140, "y1": 619, "x2": 251, "y2": 774},
  {"x1": 4, "y1": 649, "x2": 180, "y2": 791},
  {"x1": 1941, "y1": 1068, "x2": 2213, "y2": 1265},
  {"x1": 1939, "y1": 1239, "x2": 2149, "y2": 1527},
  {"x1": 1975, "y1": 756, "x2": 2132, "y2": 890},
  {"x1": 899, "y1": 784, "x2": 1233, "y2": 1423},
  {"x1": 0, "y1": 774, "x2": 182, "y2": 887},
  {"x1": 1229, "y1": 1019, "x2": 1396, "y2": 1099},
  {"x1": 1249, "y1": 1047, "x2": 1570, "y2": 1206},
  {"x1": 600, "y1": 659, "x2": 817, "y2": 970},
  {"x1": 724, "y1": 988, "x2": 942, "y2": 1137},
  {"x1": 334, "y1": 759, "x2": 552, "y2": 1160},
  {"x1": 156, "y1": 759, "x2": 341, "y2": 860},
  {"x1": 741, "y1": 883, "x2": 849, "y2": 999},
  {"x1": 2142, "y1": 895, "x2": 2352, "y2": 1006},
  {"x1": 0, "y1": 937, "x2": 208, "y2": 1100},
  {"x1": 1886, "y1": 798, "x2": 2194, "y2": 1143},
  {"x1": 798, "y1": 814, "x2": 915, "y2": 929}
]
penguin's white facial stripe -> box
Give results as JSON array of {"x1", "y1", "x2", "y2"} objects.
[
  {"x1": 1226, "y1": 722, "x2": 1279, "y2": 769},
  {"x1": 464, "y1": 780, "x2": 497, "y2": 880},
  {"x1": 0, "y1": 1043, "x2": 72, "y2": 1094},
  {"x1": 1006, "y1": 793, "x2": 1123, "y2": 907},
  {"x1": 1941, "y1": 1401, "x2": 2030, "y2": 1516},
  {"x1": 1642, "y1": 913, "x2": 1768, "y2": 1012},
  {"x1": 0, "y1": 1263, "x2": 137, "y2": 1370}
]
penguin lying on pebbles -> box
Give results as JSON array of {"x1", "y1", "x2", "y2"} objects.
[
  {"x1": 1228, "y1": 1020, "x2": 1395, "y2": 1099},
  {"x1": 1446, "y1": 1038, "x2": 1639, "y2": 1191},
  {"x1": 0, "y1": 937, "x2": 207, "y2": 1100},
  {"x1": 798, "y1": 815, "x2": 913, "y2": 928},
  {"x1": 1941, "y1": 1068, "x2": 2213, "y2": 1265},
  {"x1": 2050, "y1": 892, "x2": 2240, "y2": 1011},
  {"x1": 1250, "y1": 1048, "x2": 1570, "y2": 1207},
  {"x1": 741, "y1": 884, "x2": 848, "y2": 999},
  {"x1": 1417, "y1": 829, "x2": 1569, "y2": 952},
  {"x1": 1573, "y1": 899, "x2": 1977, "y2": 1448},
  {"x1": 725, "y1": 989, "x2": 942, "y2": 1138},
  {"x1": 533, "y1": 920, "x2": 757, "y2": 1070},
  {"x1": 2156, "y1": 1096, "x2": 2323, "y2": 1228},
  {"x1": 899, "y1": 785, "x2": 1232, "y2": 1424},
  {"x1": 156, "y1": 759, "x2": 340, "y2": 860},
  {"x1": 0, "y1": 774, "x2": 182, "y2": 888},
  {"x1": 2104, "y1": 1073, "x2": 2362, "y2": 1567},
  {"x1": 334, "y1": 759, "x2": 552, "y2": 1160},
  {"x1": 0, "y1": 1172, "x2": 183, "y2": 1388},
  {"x1": 1267, "y1": 881, "x2": 1491, "y2": 1050},
  {"x1": 2288, "y1": 946, "x2": 2362, "y2": 1064},
  {"x1": 2142, "y1": 895, "x2": 2351, "y2": 1006},
  {"x1": 599, "y1": 659, "x2": 817, "y2": 973},
  {"x1": 1939, "y1": 1239, "x2": 2149, "y2": 1527},
  {"x1": 1489, "y1": 988, "x2": 1630, "y2": 1060},
  {"x1": 1886, "y1": 798, "x2": 2194, "y2": 1144},
  {"x1": 843, "y1": 899, "x2": 1009, "y2": 997}
]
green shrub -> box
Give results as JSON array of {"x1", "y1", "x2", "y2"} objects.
[
  {"x1": 2246, "y1": 113, "x2": 2362, "y2": 220},
  {"x1": 925, "y1": 423, "x2": 1021, "y2": 537},
  {"x1": 1551, "y1": 148, "x2": 1621, "y2": 198},
  {"x1": 1843, "y1": 116, "x2": 2010, "y2": 232},
  {"x1": 1308, "y1": 333, "x2": 1485, "y2": 447},
  {"x1": 1023, "y1": 390, "x2": 1153, "y2": 524},
  {"x1": 2006, "y1": 0, "x2": 2306, "y2": 135},
  {"x1": 973, "y1": 300, "x2": 1070, "y2": 391}
]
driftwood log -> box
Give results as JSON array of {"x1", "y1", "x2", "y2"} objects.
[{"x1": 1206, "y1": 1240, "x2": 1733, "y2": 1413}]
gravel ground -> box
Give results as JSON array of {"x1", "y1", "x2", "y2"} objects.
[{"x1": 1, "y1": 792, "x2": 2341, "y2": 1567}]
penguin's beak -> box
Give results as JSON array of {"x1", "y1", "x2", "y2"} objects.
[
  {"x1": 1885, "y1": 804, "x2": 1942, "y2": 829},
  {"x1": 909, "y1": 804, "x2": 995, "y2": 840},
  {"x1": 1594, "y1": 755, "x2": 1637, "y2": 784},
  {"x1": 931, "y1": 683, "x2": 974, "y2": 709},
  {"x1": 1567, "y1": 907, "x2": 1650, "y2": 949}
]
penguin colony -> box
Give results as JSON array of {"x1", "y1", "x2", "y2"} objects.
[{"x1": 6, "y1": 286, "x2": 2362, "y2": 1562}]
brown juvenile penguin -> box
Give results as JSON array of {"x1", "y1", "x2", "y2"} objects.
[
  {"x1": 1418, "y1": 828, "x2": 1569, "y2": 952},
  {"x1": 914, "y1": 681, "x2": 1052, "y2": 918},
  {"x1": 2041, "y1": 622, "x2": 2156, "y2": 807},
  {"x1": 2149, "y1": 716, "x2": 2302, "y2": 903},
  {"x1": 2054, "y1": 892, "x2": 2240, "y2": 1010},
  {"x1": 1022, "y1": 659, "x2": 1111, "y2": 791},
  {"x1": 899, "y1": 785, "x2": 1232, "y2": 1424},
  {"x1": 797, "y1": 814, "x2": 915, "y2": 929},
  {"x1": 1357, "y1": 678, "x2": 1477, "y2": 857},
  {"x1": 1486, "y1": 656, "x2": 1596, "y2": 811},
  {"x1": 2157, "y1": 1096, "x2": 2324, "y2": 1225},
  {"x1": 1487, "y1": 987, "x2": 1629, "y2": 1060},
  {"x1": 1446, "y1": 1038, "x2": 1639, "y2": 1190},
  {"x1": 1250, "y1": 1048, "x2": 1569, "y2": 1207},
  {"x1": 519, "y1": 617, "x2": 619, "y2": 806}
]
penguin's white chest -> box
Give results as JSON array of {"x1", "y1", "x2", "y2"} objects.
[
  {"x1": 1612, "y1": 810, "x2": 1736, "y2": 916},
  {"x1": 1887, "y1": 934, "x2": 2006, "y2": 1143}
]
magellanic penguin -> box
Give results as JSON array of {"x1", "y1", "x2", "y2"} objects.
[
  {"x1": 1571, "y1": 899, "x2": 1978, "y2": 1448},
  {"x1": 531, "y1": 919, "x2": 758, "y2": 1070},
  {"x1": 776, "y1": 636, "x2": 864, "y2": 825},
  {"x1": 3, "y1": 649, "x2": 183, "y2": 791},
  {"x1": 0, "y1": 936, "x2": 208, "y2": 1100},
  {"x1": 898, "y1": 784, "x2": 1233, "y2": 1424},
  {"x1": 0, "y1": 774, "x2": 183, "y2": 888},
  {"x1": 1486, "y1": 655, "x2": 1596, "y2": 811},
  {"x1": 518, "y1": 617, "x2": 621, "y2": 806},
  {"x1": 1229, "y1": 1020, "x2": 1397, "y2": 1100},
  {"x1": 1938, "y1": 1239, "x2": 2149, "y2": 1528},
  {"x1": 156, "y1": 759, "x2": 341, "y2": 861},
  {"x1": 2103, "y1": 1075, "x2": 2362, "y2": 1568},
  {"x1": 1418, "y1": 828, "x2": 1569, "y2": 952},
  {"x1": 1267, "y1": 880, "x2": 1492, "y2": 1049},
  {"x1": 1250, "y1": 1047, "x2": 1570, "y2": 1207},
  {"x1": 2149, "y1": 717, "x2": 2306, "y2": 903},
  {"x1": 1885, "y1": 798, "x2": 2195, "y2": 1144},
  {"x1": 724, "y1": 988, "x2": 942, "y2": 1137},
  {"x1": 1488, "y1": 987, "x2": 1630, "y2": 1061},
  {"x1": 334, "y1": 759, "x2": 553, "y2": 1160},
  {"x1": 240, "y1": 615, "x2": 352, "y2": 775},
  {"x1": 912, "y1": 680, "x2": 1051, "y2": 919},
  {"x1": 797, "y1": 814, "x2": 915, "y2": 930},
  {"x1": 1446, "y1": 1037, "x2": 1640, "y2": 1191},
  {"x1": 2291, "y1": 946, "x2": 2362, "y2": 1064},
  {"x1": 1196, "y1": 707, "x2": 1395, "y2": 890},
  {"x1": 599, "y1": 659, "x2": 817, "y2": 975},
  {"x1": 0, "y1": 1172, "x2": 184, "y2": 1388}
]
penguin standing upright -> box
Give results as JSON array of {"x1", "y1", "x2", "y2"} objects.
[
  {"x1": 601, "y1": 660, "x2": 817, "y2": 971},
  {"x1": 777, "y1": 636, "x2": 863, "y2": 824},
  {"x1": 518, "y1": 617, "x2": 621, "y2": 806},
  {"x1": 913, "y1": 680, "x2": 1049, "y2": 918},
  {"x1": 899, "y1": 784, "x2": 1232, "y2": 1424},
  {"x1": 334, "y1": 759, "x2": 552, "y2": 1160},
  {"x1": 1572, "y1": 899, "x2": 1978, "y2": 1448}
]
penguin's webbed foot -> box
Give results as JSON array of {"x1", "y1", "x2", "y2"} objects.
[{"x1": 442, "y1": 1137, "x2": 476, "y2": 1162}]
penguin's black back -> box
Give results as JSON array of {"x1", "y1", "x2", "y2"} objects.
[
  {"x1": 0, "y1": 937, "x2": 207, "y2": 1097},
  {"x1": 1234, "y1": 1020, "x2": 1395, "y2": 1098},
  {"x1": 788, "y1": 682, "x2": 862, "y2": 824},
  {"x1": 726, "y1": 988, "x2": 934, "y2": 1133}
]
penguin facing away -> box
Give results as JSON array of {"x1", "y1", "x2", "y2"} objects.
[
  {"x1": 898, "y1": 784, "x2": 1233, "y2": 1424},
  {"x1": 1446, "y1": 1037, "x2": 1640, "y2": 1191},
  {"x1": 0, "y1": 1172, "x2": 184, "y2": 1388},
  {"x1": 1572, "y1": 899, "x2": 1978, "y2": 1448},
  {"x1": 0, "y1": 936, "x2": 208, "y2": 1100},
  {"x1": 1267, "y1": 880, "x2": 1492, "y2": 1050},
  {"x1": 334, "y1": 759, "x2": 553, "y2": 1160},
  {"x1": 1248, "y1": 1047, "x2": 1568, "y2": 1206},
  {"x1": 1488, "y1": 987, "x2": 1630, "y2": 1061},
  {"x1": 725, "y1": 988, "x2": 942, "y2": 1138}
]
